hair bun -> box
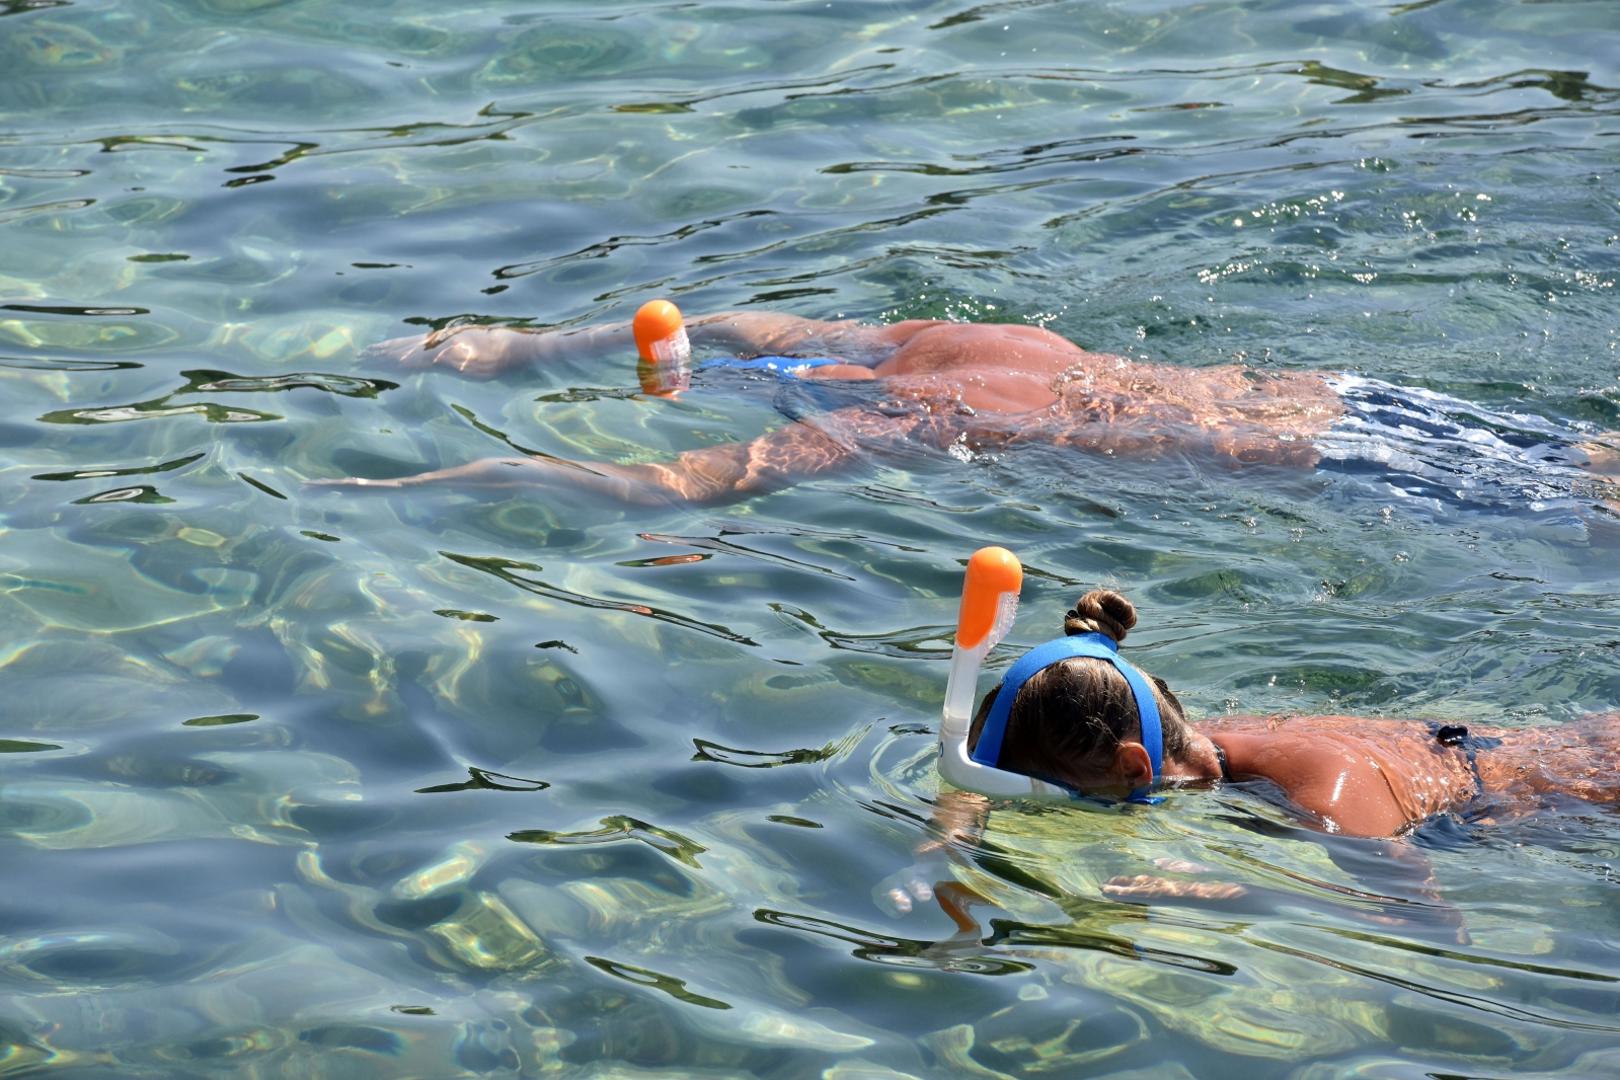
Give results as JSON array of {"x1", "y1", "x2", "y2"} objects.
[{"x1": 1064, "y1": 588, "x2": 1137, "y2": 643}]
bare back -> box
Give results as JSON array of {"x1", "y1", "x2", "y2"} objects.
[
  {"x1": 1202, "y1": 713, "x2": 1620, "y2": 837},
  {"x1": 830, "y1": 327, "x2": 1347, "y2": 472},
  {"x1": 690, "y1": 312, "x2": 1344, "y2": 431}
]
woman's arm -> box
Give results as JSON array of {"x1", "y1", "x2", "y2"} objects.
[{"x1": 879, "y1": 790, "x2": 993, "y2": 928}]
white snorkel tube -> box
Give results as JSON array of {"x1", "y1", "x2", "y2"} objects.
[
  {"x1": 938, "y1": 547, "x2": 1073, "y2": 799},
  {"x1": 939, "y1": 547, "x2": 1166, "y2": 803}
]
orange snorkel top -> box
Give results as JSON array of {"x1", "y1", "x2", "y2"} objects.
[
  {"x1": 633, "y1": 299, "x2": 684, "y2": 360},
  {"x1": 939, "y1": 545, "x2": 1071, "y2": 799},
  {"x1": 634, "y1": 299, "x2": 692, "y2": 396},
  {"x1": 955, "y1": 546, "x2": 1022, "y2": 650}
]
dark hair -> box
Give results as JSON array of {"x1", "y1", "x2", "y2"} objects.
[{"x1": 966, "y1": 589, "x2": 1190, "y2": 788}]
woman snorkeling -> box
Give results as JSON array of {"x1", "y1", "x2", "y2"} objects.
[
  {"x1": 954, "y1": 583, "x2": 1620, "y2": 840},
  {"x1": 875, "y1": 548, "x2": 1620, "y2": 930},
  {"x1": 329, "y1": 303, "x2": 1619, "y2": 515}
]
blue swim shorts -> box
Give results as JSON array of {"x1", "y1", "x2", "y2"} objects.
[{"x1": 1316, "y1": 375, "x2": 1605, "y2": 514}]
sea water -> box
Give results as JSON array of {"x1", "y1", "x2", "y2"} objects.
[{"x1": 2, "y1": 0, "x2": 1618, "y2": 1076}]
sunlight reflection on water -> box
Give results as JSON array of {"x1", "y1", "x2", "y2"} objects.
[{"x1": 3, "y1": 0, "x2": 1619, "y2": 1075}]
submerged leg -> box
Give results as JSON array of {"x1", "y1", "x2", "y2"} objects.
[{"x1": 1570, "y1": 437, "x2": 1620, "y2": 517}]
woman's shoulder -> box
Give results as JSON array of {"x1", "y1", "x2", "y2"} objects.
[
  {"x1": 1205, "y1": 714, "x2": 1477, "y2": 837},
  {"x1": 1200, "y1": 713, "x2": 1422, "y2": 737},
  {"x1": 1205, "y1": 713, "x2": 1466, "y2": 775}
]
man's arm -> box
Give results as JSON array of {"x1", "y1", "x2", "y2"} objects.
[
  {"x1": 365, "y1": 311, "x2": 918, "y2": 380},
  {"x1": 313, "y1": 406, "x2": 944, "y2": 504},
  {"x1": 364, "y1": 322, "x2": 628, "y2": 379}
]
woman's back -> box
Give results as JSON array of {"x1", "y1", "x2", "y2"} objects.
[{"x1": 1204, "y1": 713, "x2": 1620, "y2": 835}]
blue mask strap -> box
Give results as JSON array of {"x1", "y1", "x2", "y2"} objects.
[{"x1": 970, "y1": 632, "x2": 1163, "y2": 803}]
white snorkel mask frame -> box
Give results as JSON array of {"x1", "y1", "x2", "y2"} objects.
[{"x1": 938, "y1": 547, "x2": 1164, "y2": 803}]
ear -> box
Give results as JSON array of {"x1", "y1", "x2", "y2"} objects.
[{"x1": 1111, "y1": 742, "x2": 1155, "y2": 790}]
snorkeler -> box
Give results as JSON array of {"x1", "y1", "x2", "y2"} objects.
[
  {"x1": 949, "y1": 583, "x2": 1620, "y2": 840},
  {"x1": 332, "y1": 303, "x2": 1619, "y2": 511}
]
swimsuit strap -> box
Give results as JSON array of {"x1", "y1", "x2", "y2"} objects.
[
  {"x1": 1430, "y1": 722, "x2": 1501, "y2": 798},
  {"x1": 971, "y1": 632, "x2": 1163, "y2": 803},
  {"x1": 1212, "y1": 740, "x2": 1232, "y2": 782}
]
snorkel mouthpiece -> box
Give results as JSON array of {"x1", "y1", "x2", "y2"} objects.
[
  {"x1": 937, "y1": 548, "x2": 1164, "y2": 804},
  {"x1": 634, "y1": 299, "x2": 691, "y2": 396}
]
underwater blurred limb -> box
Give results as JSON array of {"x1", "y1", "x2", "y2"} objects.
[
  {"x1": 308, "y1": 453, "x2": 661, "y2": 502},
  {"x1": 309, "y1": 406, "x2": 892, "y2": 505},
  {"x1": 362, "y1": 325, "x2": 594, "y2": 379},
  {"x1": 1102, "y1": 874, "x2": 1249, "y2": 901},
  {"x1": 876, "y1": 791, "x2": 992, "y2": 919}
]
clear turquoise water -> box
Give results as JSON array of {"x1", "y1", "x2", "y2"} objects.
[{"x1": 3, "y1": 0, "x2": 1619, "y2": 1075}]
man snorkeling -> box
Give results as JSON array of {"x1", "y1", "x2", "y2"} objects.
[
  {"x1": 954, "y1": 585, "x2": 1620, "y2": 840},
  {"x1": 328, "y1": 303, "x2": 1619, "y2": 513}
]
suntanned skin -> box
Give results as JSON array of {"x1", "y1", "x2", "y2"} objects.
[
  {"x1": 890, "y1": 710, "x2": 1620, "y2": 917},
  {"x1": 1076, "y1": 711, "x2": 1620, "y2": 839},
  {"x1": 328, "y1": 313, "x2": 1349, "y2": 500}
]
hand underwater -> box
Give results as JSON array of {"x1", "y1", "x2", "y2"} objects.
[
  {"x1": 874, "y1": 837, "x2": 948, "y2": 917},
  {"x1": 1103, "y1": 859, "x2": 1249, "y2": 902},
  {"x1": 364, "y1": 326, "x2": 547, "y2": 379},
  {"x1": 1102, "y1": 874, "x2": 1250, "y2": 902},
  {"x1": 873, "y1": 838, "x2": 992, "y2": 934}
]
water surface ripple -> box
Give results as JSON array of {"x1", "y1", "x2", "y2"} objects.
[{"x1": 3, "y1": 0, "x2": 1619, "y2": 1077}]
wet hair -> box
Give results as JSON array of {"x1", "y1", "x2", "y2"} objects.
[{"x1": 966, "y1": 589, "x2": 1191, "y2": 789}]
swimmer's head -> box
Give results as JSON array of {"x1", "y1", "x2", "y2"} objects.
[{"x1": 967, "y1": 589, "x2": 1190, "y2": 796}]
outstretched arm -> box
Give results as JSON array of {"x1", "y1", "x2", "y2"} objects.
[
  {"x1": 315, "y1": 406, "x2": 945, "y2": 504},
  {"x1": 366, "y1": 311, "x2": 926, "y2": 380}
]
